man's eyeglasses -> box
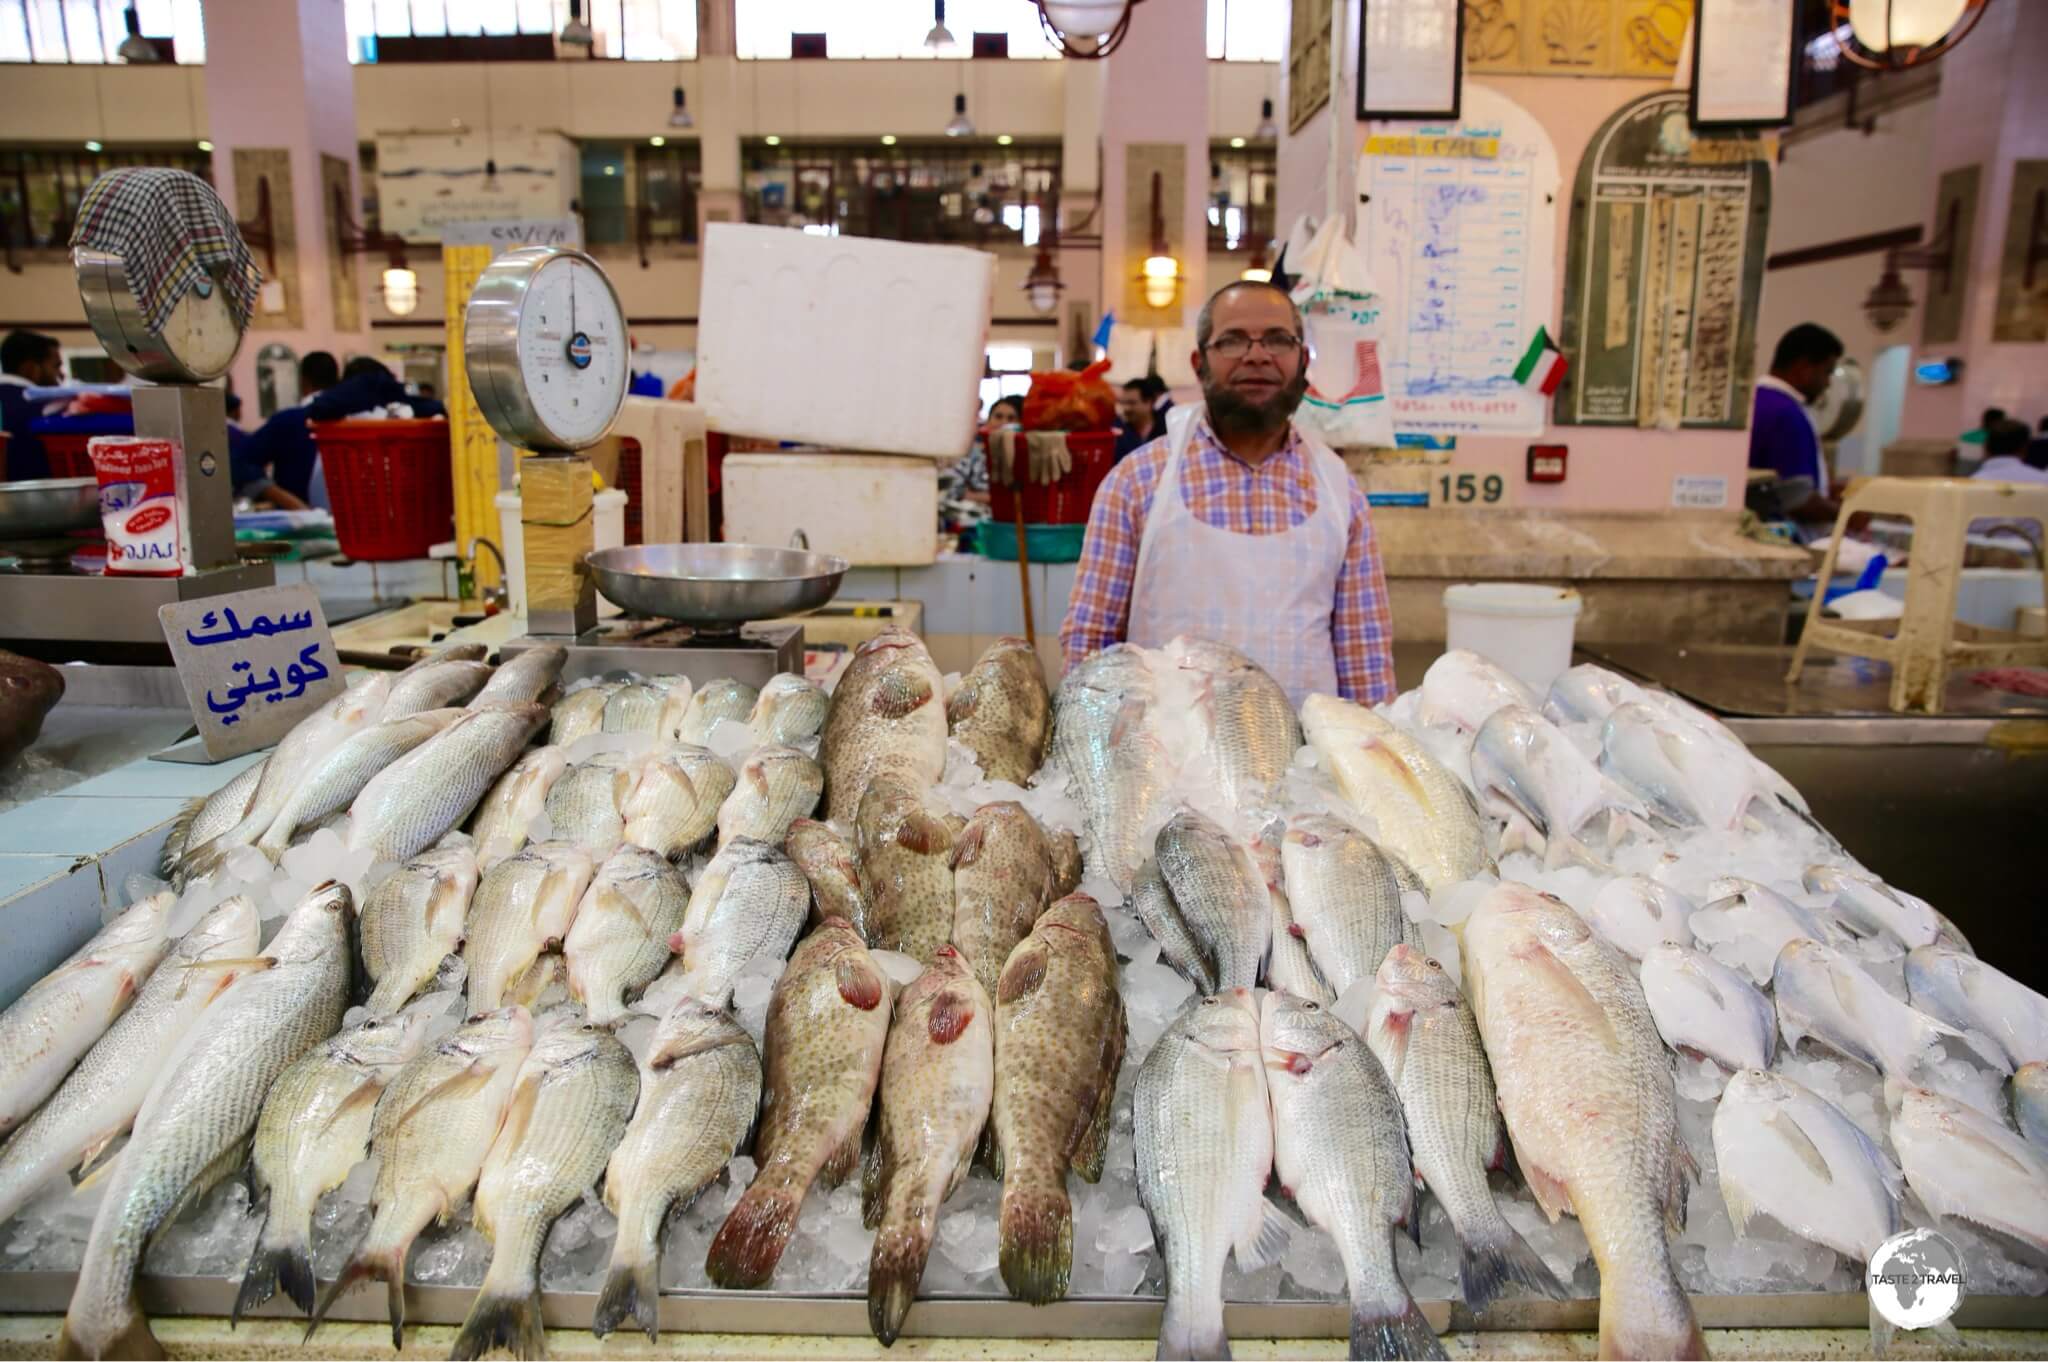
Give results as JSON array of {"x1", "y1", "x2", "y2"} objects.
[{"x1": 1205, "y1": 330, "x2": 1303, "y2": 359}]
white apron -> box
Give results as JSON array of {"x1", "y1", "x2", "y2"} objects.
[{"x1": 1128, "y1": 404, "x2": 1351, "y2": 706}]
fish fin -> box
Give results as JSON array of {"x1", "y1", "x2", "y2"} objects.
[
  {"x1": 234, "y1": 1229, "x2": 317, "y2": 1323},
  {"x1": 1351, "y1": 1290, "x2": 1446, "y2": 1362},
  {"x1": 870, "y1": 671, "x2": 935, "y2": 720},
  {"x1": 450, "y1": 1284, "x2": 545, "y2": 1362},
  {"x1": 1460, "y1": 1220, "x2": 1570, "y2": 1308},
  {"x1": 384, "y1": 1061, "x2": 493, "y2": 1137},
  {"x1": 1543, "y1": 830, "x2": 1612, "y2": 875},
  {"x1": 1497, "y1": 810, "x2": 1545, "y2": 860},
  {"x1": 867, "y1": 1220, "x2": 935, "y2": 1346},
  {"x1": 998, "y1": 1179, "x2": 1074, "y2": 1305},
  {"x1": 1720, "y1": 1169, "x2": 1761, "y2": 1236},
  {"x1": 592, "y1": 1254, "x2": 662, "y2": 1343},
  {"x1": 72, "y1": 1149, "x2": 123, "y2": 1193},
  {"x1": 315, "y1": 1080, "x2": 385, "y2": 1142},
  {"x1": 1071, "y1": 1009, "x2": 1123, "y2": 1185},
  {"x1": 307, "y1": 1241, "x2": 404, "y2": 1347},
  {"x1": 1518, "y1": 1152, "x2": 1575, "y2": 1224},
  {"x1": 1232, "y1": 1197, "x2": 1292, "y2": 1272},
  {"x1": 862, "y1": 1133, "x2": 887, "y2": 1230},
  {"x1": 927, "y1": 991, "x2": 974, "y2": 1044},
  {"x1": 1763, "y1": 1108, "x2": 1833, "y2": 1184},
  {"x1": 1955, "y1": 1025, "x2": 2014, "y2": 1075},
  {"x1": 996, "y1": 944, "x2": 1048, "y2": 1006},
  {"x1": 821, "y1": 1122, "x2": 864, "y2": 1189},
  {"x1": 495, "y1": 1072, "x2": 544, "y2": 1158},
  {"x1": 56, "y1": 1305, "x2": 162, "y2": 1361},
  {"x1": 948, "y1": 820, "x2": 986, "y2": 871},
  {"x1": 705, "y1": 1182, "x2": 800, "y2": 1288},
  {"x1": 894, "y1": 812, "x2": 949, "y2": 857},
  {"x1": 1360, "y1": 738, "x2": 1434, "y2": 811},
  {"x1": 74, "y1": 1129, "x2": 122, "y2": 1182},
  {"x1": 606, "y1": 885, "x2": 653, "y2": 939},
  {"x1": 1666, "y1": 1139, "x2": 1695, "y2": 1235},
  {"x1": 837, "y1": 956, "x2": 885, "y2": 1011}
]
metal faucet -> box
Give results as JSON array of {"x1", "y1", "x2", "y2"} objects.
[
  {"x1": 1977, "y1": 523, "x2": 2044, "y2": 569},
  {"x1": 468, "y1": 536, "x2": 511, "y2": 608}
]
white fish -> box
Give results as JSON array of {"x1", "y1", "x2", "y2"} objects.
[
  {"x1": 1712, "y1": 1069, "x2": 1901, "y2": 1262},
  {"x1": 1640, "y1": 945, "x2": 1775, "y2": 1071},
  {"x1": 1904, "y1": 945, "x2": 2044, "y2": 1072},
  {"x1": 1418, "y1": 649, "x2": 1538, "y2": 733},
  {"x1": 1805, "y1": 865, "x2": 1940, "y2": 950},
  {"x1": 1890, "y1": 1083, "x2": 2048, "y2": 1264},
  {"x1": 1469, "y1": 705, "x2": 1646, "y2": 870},
  {"x1": 0, "y1": 893, "x2": 172, "y2": 1135},
  {"x1": 660, "y1": 837, "x2": 809, "y2": 1010},
  {"x1": 1542, "y1": 663, "x2": 1651, "y2": 726},
  {"x1": 1584, "y1": 876, "x2": 1696, "y2": 961},
  {"x1": 1687, "y1": 878, "x2": 1844, "y2": 985},
  {"x1": 464, "y1": 842, "x2": 597, "y2": 1012},
  {"x1": 468, "y1": 746, "x2": 571, "y2": 871},
  {"x1": 1773, "y1": 939, "x2": 1969, "y2": 1080},
  {"x1": 1598, "y1": 703, "x2": 1765, "y2": 832},
  {"x1": 563, "y1": 846, "x2": 691, "y2": 1026},
  {"x1": 2014, "y1": 1063, "x2": 2047, "y2": 1149},
  {"x1": 1299, "y1": 693, "x2": 1492, "y2": 891}
]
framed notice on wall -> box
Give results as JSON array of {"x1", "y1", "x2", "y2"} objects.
[
  {"x1": 1357, "y1": 0, "x2": 1462, "y2": 122},
  {"x1": 1691, "y1": 0, "x2": 1795, "y2": 130}
]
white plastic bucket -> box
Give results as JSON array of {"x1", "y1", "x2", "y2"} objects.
[
  {"x1": 1442, "y1": 582, "x2": 1583, "y2": 695},
  {"x1": 495, "y1": 487, "x2": 628, "y2": 619}
]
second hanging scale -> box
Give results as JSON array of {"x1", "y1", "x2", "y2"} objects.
[{"x1": 465, "y1": 246, "x2": 844, "y2": 686}]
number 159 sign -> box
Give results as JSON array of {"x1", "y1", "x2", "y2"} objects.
[{"x1": 1435, "y1": 471, "x2": 1508, "y2": 507}]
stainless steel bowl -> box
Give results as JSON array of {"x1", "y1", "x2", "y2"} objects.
[
  {"x1": 0, "y1": 478, "x2": 102, "y2": 538},
  {"x1": 586, "y1": 542, "x2": 850, "y2": 630}
]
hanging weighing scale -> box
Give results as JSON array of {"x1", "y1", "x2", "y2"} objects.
[{"x1": 468, "y1": 246, "x2": 838, "y2": 686}]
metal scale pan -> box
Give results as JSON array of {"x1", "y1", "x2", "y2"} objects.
[{"x1": 584, "y1": 542, "x2": 848, "y2": 636}]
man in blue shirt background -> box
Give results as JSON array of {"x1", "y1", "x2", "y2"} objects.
[
  {"x1": 241, "y1": 350, "x2": 339, "y2": 505},
  {"x1": 1748, "y1": 323, "x2": 1844, "y2": 526},
  {"x1": 0, "y1": 330, "x2": 64, "y2": 482}
]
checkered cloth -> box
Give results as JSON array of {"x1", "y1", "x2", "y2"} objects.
[
  {"x1": 69, "y1": 168, "x2": 262, "y2": 337},
  {"x1": 1058, "y1": 415, "x2": 1397, "y2": 704}
]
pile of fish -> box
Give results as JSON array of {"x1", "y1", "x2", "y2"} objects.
[{"x1": 1, "y1": 631, "x2": 2044, "y2": 1362}]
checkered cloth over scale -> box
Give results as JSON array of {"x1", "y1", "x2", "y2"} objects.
[{"x1": 69, "y1": 168, "x2": 263, "y2": 337}]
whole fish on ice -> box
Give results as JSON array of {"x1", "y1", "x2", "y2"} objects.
[
  {"x1": 1299, "y1": 693, "x2": 1491, "y2": 891},
  {"x1": 1584, "y1": 876, "x2": 1695, "y2": 961},
  {"x1": 1418, "y1": 650, "x2": 1537, "y2": 733},
  {"x1": 1051, "y1": 644, "x2": 1169, "y2": 896},
  {"x1": 1712, "y1": 1068, "x2": 1901, "y2": 1263},
  {"x1": 1773, "y1": 939, "x2": 1972, "y2": 1080},
  {"x1": 1640, "y1": 944, "x2": 1776, "y2": 1072},
  {"x1": 1280, "y1": 812, "x2": 1416, "y2": 996},
  {"x1": 1165, "y1": 635, "x2": 1298, "y2": 811},
  {"x1": 747, "y1": 673, "x2": 830, "y2": 747},
  {"x1": 1687, "y1": 877, "x2": 1846, "y2": 985},
  {"x1": 1470, "y1": 705, "x2": 1647, "y2": 870},
  {"x1": 716, "y1": 744, "x2": 823, "y2": 849},
  {"x1": 468, "y1": 746, "x2": 571, "y2": 871},
  {"x1": 819, "y1": 628, "x2": 946, "y2": 817},
  {"x1": 360, "y1": 846, "x2": 479, "y2": 1014},
  {"x1": 464, "y1": 842, "x2": 596, "y2": 1012},
  {"x1": 347, "y1": 703, "x2": 547, "y2": 865},
  {"x1": 946, "y1": 636, "x2": 1052, "y2": 786},
  {"x1": 1890, "y1": 1083, "x2": 2048, "y2": 1264},
  {"x1": 1805, "y1": 866, "x2": 1940, "y2": 951},
  {"x1": 564, "y1": 845, "x2": 692, "y2": 1025},
  {"x1": 622, "y1": 743, "x2": 734, "y2": 862},
  {"x1": 1150, "y1": 808, "x2": 1269, "y2": 993},
  {"x1": 661, "y1": 836, "x2": 808, "y2": 1010},
  {"x1": 1904, "y1": 945, "x2": 2043, "y2": 1072}
]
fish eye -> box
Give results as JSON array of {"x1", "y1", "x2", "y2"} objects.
[
  {"x1": 1303, "y1": 1001, "x2": 1319, "y2": 1010},
  {"x1": 1201, "y1": 996, "x2": 1217, "y2": 1006},
  {"x1": 1425, "y1": 957, "x2": 1442, "y2": 970}
]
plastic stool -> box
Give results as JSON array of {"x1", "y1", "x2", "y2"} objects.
[{"x1": 1788, "y1": 477, "x2": 2048, "y2": 712}]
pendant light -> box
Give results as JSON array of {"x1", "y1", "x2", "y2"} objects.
[
  {"x1": 1254, "y1": 98, "x2": 1278, "y2": 141},
  {"x1": 668, "y1": 84, "x2": 693, "y2": 129},
  {"x1": 945, "y1": 94, "x2": 974, "y2": 137},
  {"x1": 115, "y1": 6, "x2": 158, "y2": 62},
  {"x1": 1035, "y1": 0, "x2": 1146, "y2": 58},
  {"x1": 924, "y1": 0, "x2": 956, "y2": 50},
  {"x1": 1140, "y1": 171, "x2": 1180, "y2": 309},
  {"x1": 560, "y1": 0, "x2": 594, "y2": 49},
  {"x1": 1831, "y1": 0, "x2": 1986, "y2": 70}
]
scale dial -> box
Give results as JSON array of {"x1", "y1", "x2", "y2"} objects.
[
  {"x1": 74, "y1": 247, "x2": 245, "y2": 383},
  {"x1": 464, "y1": 246, "x2": 629, "y2": 453}
]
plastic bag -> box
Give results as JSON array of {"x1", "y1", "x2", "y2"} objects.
[
  {"x1": 1022, "y1": 357, "x2": 1116, "y2": 432},
  {"x1": 1286, "y1": 216, "x2": 1397, "y2": 450}
]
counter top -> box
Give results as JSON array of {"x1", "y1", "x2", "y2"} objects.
[{"x1": 1372, "y1": 510, "x2": 1813, "y2": 581}]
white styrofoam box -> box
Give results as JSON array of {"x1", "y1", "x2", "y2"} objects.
[
  {"x1": 722, "y1": 452, "x2": 939, "y2": 566},
  {"x1": 496, "y1": 487, "x2": 628, "y2": 618},
  {"x1": 697, "y1": 224, "x2": 993, "y2": 459}
]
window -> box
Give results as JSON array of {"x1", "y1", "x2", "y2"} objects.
[
  {"x1": 736, "y1": 0, "x2": 1058, "y2": 59},
  {"x1": 343, "y1": 0, "x2": 695, "y2": 62},
  {"x1": 1208, "y1": 141, "x2": 1275, "y2": 253},
  {"x1": 743, "y1": 139, "x2": 1060, "y2": 248},
  {"x1": 1206, "y1": 0, "x2": 1286, "y2": 61},
  {"x1": 981, "y1": 343, "x2": 1034, "y2": 416},
  {"x1": 0, "y1": 0, "x2": 206, "y2": 63},
  {"x1": 0, "y1": 145, "x2": 212, "y2": 265},
  {"x1": 577, "y1": 139, "x2": 701, "y2": 249}
]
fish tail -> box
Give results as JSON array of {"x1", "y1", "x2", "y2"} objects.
[
  {"x1": 307, "y1": 1240, "x2": 404, "y2": 1347},
  {"x1": 1349, "y1": 1292, "x2": 1446, "y2": 1362},
  {"x1": 450, "y1": 1283, "x2": 546, "y2": 1361},
  {"x1": 866, "y1": 1217, "x2": 936, "y2": 1346},
  {"x1": 1458, "y1": 1214, "x2": 1570, "y2": 1308},
  {"x1": 998, "y1": 1178, "x2": 1074, "y2": 1305},
  {"x1": 57, "y1": 1301, "x2": 163, "y2": 1361},
  {"x1": 1157, "y1": 1290, "x2": 1230, "y2": 1360},
  {"x1": 592, "y1": 1234, "x2": 661, "y2": 1342},
  {"x1": 1596, "y1": 1262, "x2": 1704, "y2": 1360},
  {"x1": 234, "y1": 1220, "x2": 319, "y2": 1322},
  {"x1": 704, "y1": 1181, "x2": 800, "y2": 1288},
  {"x1": 161, "y1": 796, "x2": 203, "y2": 878}
]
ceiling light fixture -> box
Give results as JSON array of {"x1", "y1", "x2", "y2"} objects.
[
  {"x1": 1024, "y1": 246, "x2": 1064, "y2": 314},
  {"x1": 84, "y1": 140, "x2": 103, "y2": 152},
  {"x1": 668, "y1": 81, "x2": 693, "y2": 129},
  {"x1": 764, "y1": 134, "x2": 781, "y2": 146},
  {"x1": 924, "y1": 0, "x2": 956, "y2": 50},
  {"x1": 881, "y1": 134, "x2": 898, "y2": 146},
  {"x1": 1141, "y1": 170, "x2": 1180, "y2": 309},
  {"x1": 559, "y1": 0, "x2": 594, "y2": 49},
  {"x1": 1831, "y1": 0, "x2": 1986, "y2": 70},
  {"x1": 1254, "y1": 97, "x2": 1279, "y2": 141},
  {"x1": 381, "y1": 266, "x2": 420, "y2": 317},
  {"x1": 1034, "y1": 0, "x2": 1145, "y2": 59},
  {"x1": 115, "y1": 6, "x2": 158, "y2": 62},
  {"x1": 1229, "y1": 136, "x2": 1246, "y2": 149},
  {"x1": 945, "y1": 94, "x2": 974, "y2": 137},
  {"x1": 649, "y1": 135, "x2": 666, "y2": 147},
  {"x1": 996, "y1": 134, "x2": 1014, "y2": 146},
  {"x1": 1863, "y1": 199, "x2": 1959, "y2": 332},
  {"x1": 197, "y1": 139, "x2": 212, "y2": 152}
]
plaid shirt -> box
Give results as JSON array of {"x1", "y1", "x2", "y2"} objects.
[{"x1": 1059, "y1": 417, "x2": 1397, "y2": 703}]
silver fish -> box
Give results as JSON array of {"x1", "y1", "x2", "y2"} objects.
[
  {"x1": 2014, "y1": 1062, "x2": 2047, "y2": 1149},
  {"x1": 254, "y1": 710, "x2": 463, "y2": 860},
  {"x1": 473, "y1": 644, "x2": 567, "y2": 707},
  {"x1": 161, "y1": 757, "x2": 265, "y2": 878},
  {"x1": 1890, "y1": 1083, "x2": 2048, "y2": 1263},
  {"x1": 622, "y1": 743, "x2": 734, "y2": 862},
  {"x1": 0, "y1": 897, "x2": 258, "y2": 1229},
  {"x1": 1131, "y1": 857, "x2": 1217, "y2": 996},
  {"x1": 1299, "y1": 694, "x2": 1492, "y2": 892},
  {"x1": 1774, "y1": 939, "x2": 1971, "y2": 1080},
  {"x1": 0, "y1": 892, "x2": 172, "y2": 1135},
  {"x1": 1713, "y1": 1068, "x2": 1901, "y2": 1263},
  {"x1": 1542, "y1": 662, "x2": 1649, "y2": 727},
  {"x1": 346, "y1": 704, "x2": 548, "y2": 865},
  {"x1": 663, "y1": 837, "x2": 809, "y2": 1009},
  {"x1": 1164, "y1": 635, "x2": 1298, "y2": 809},
  {"x1": 1472, "y1": 705, "x2": 1647, "y2": 870},
  {"x1": 565, "y1": 846, "x2": 692, "y2": 1025},
  {"x1": 551, "y1": 683, "x2": 618, "y2": 747},
  {"x1": 545, "y1": 749, "x2": 641, "y2": 855},
  {"x1": 1051, "y1": 644, "x2": 1167, "y2": 895},
  {"x1": 59, "y1": 883, "x2": 351, "y2": 1360},
  {"x1": 1366, "y1": 945, "x2": 1566, "y2": 1311},
  {"x1": 1904, "y1": 944, "x2": 2043, "y2": 1072},
  {"x1": 1460, "y1": 883, "x2": 1701, "y2": 1360},
  {"x1": 385, "y1": 658, "x2": 493, "y2": 718},
  {"x1": 603, "y1": 682, "x2": 668, "y2": 735},
  {"x1": 672, "y1": 677, "x2": 760, "y2": 745},
  {"x1": 1688, "y1": 877, "x2": 1849, "y2": 985},
  {"x1": 452, "y1": 1018, "x2": 639, "y2": 1361},
  {"x1": 1280, "y1": 812, "x2": 1416, "y2": 997},
  {"x1": 1266, "y1": 990, "x2": 1446, "y2": 1362},
  {"x1": 717, "y1": 744, "x2": 824, "y2": 849},
  {"x1": 465, "y1": 842, "x2": 597, "y2": 1012},
  {"x1": 1584, "y1": 876, "x2": 1696, "y2": 961},
  {"x1": 1805, "y1": 865, "x2": 1940, "y2": 950},
  {"x1": 1251, "y1": 824, "x2": 1331, "y2": 1005},
  {"x1": 748, "y1": 673, "x2": 830, "y2": 746},
  {"x1": 361, "y1": 847, "x2": 480, "y2": 1014},
  {"x1": 1154, "y1": 808, "x2": 1269, "y2": 993},
  {"x1": 1135, "y1": 989, "x2": 1279, "y2": 1361},
  {"x1": 235, "y1": 1000, "x2": 441, "y2": 1319},
  {"x1": 1600, "y1": 702, "x2": 1770, "y2": 832},
  {"x1": 310, "y1": 1005, "x2": 534, "y2": 1348},
  {"x1": 1640, "y1": 944, "x2": 1776, "y2": 1072},
  {"x1": 468, "y1": 746, "x2": 571, "y2": 871},
  {"x1": 594, "y1": 1001, "x2": 760, "y2": 1341},
  {"x1": 1417, "y1": 649, "x2": 1537, "y2": 733}
]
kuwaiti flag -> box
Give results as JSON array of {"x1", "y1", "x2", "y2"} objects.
[{"x1": 1514, "y1": 326, "x2": 1568, "y2": 397}]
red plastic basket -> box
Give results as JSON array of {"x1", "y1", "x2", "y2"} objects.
[
  {"x1": 989, "y1": 430, "x2": 1116, "y2": 526},
  {"x1": 37, "y1": 433, "x2": 95, "y2": 479},
  {"x1": 615, "y1": 437, "x2": 644, "y2": 545},
  {"x1": 310, "y1": 419, "x2": 455, "y2": 561}
]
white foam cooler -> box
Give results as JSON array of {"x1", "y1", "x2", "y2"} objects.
[
  {"x1": 696, "y1": 223, "x2": 993, "y2": 459},
  {"x1": 722, "y1": 451, "x2": 939, "y2": 566}
]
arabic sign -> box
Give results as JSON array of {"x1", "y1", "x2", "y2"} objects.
[{"x1": 158, "y1": 584, "x2": 345, "y2": 760}]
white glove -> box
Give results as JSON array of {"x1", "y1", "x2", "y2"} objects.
[{"x1": 1027, "y1": 432, "x2": 1072, "y2": 484}]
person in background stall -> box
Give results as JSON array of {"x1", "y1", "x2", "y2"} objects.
[
  {"x1": 308, "y1": 357, "x2": 448, "y2": 423},
  {"x1": 1959, "y1": 406, "x2": 2007, "y2": 461},
  {"x1": 1971, "y1": 418, "x2": 2048, "y2": 485},
  {"x1": 0, "y1": 330, "x2": 64, "y2": 481},
  {"x1": 946, "y1": 394, "x2": 1019, "y2": 508},
  {"x1": 226, "y1": 387, "x2": 308, "y2": 511},
  {"x1": 1748, "y1": 323, "x2": 1845, "y2": 526},
  {"x1": 1060, "y1": 280, "x2": 1395, "y2": 706},
  {"x1": 241, "y1": 350, "x2": 339, "y2": 506},
  {"x1": 1114, "y1": 379, "x2": 1158, "y2": 462}
]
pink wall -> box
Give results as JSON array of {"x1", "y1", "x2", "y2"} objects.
[{"x1": 1098, "y1": 0, "x2": 1211, "y2": 330}]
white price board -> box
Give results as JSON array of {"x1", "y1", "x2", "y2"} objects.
[
  {"x1": 159, "y1": 584, "x2": 345, "y2": 759},
  {"x1": 1672, "y1": 475, "x2": 1730, "y2": 509}
]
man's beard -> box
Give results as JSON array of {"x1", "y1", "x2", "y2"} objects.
[{"x1": 1201, "y1": 363, "x2": 1309, "y2": 441}]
